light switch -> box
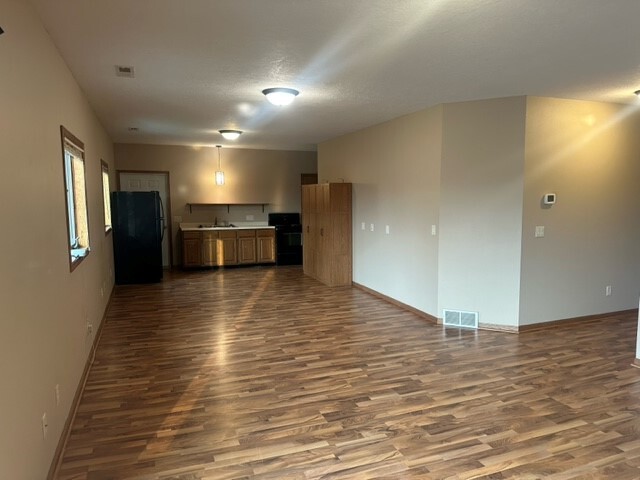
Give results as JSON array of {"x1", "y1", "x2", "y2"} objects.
[
  {"x1": 361, "y1": 222, "x2": 366, "y2": 231},
  {"x1": 370, "y1": 223, "x2": 374, "y2": 232},
  {"x1": 385, "y1": 225, "x2": 390, "y2": 235},
  {"x1": 535, "y1": 226, "x2": 545, "y2": 238}
]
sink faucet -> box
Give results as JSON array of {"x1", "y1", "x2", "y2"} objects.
[{"x1": 214, "y1": 216, "x2": 218, "y2": 226}]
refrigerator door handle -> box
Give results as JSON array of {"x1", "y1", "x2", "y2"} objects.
[{"x1": 158, "y1": 194, "x2": 166, "y2": 242}]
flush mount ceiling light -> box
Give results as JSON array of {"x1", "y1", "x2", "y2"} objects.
[
  {"x1": 218, "y1": 129, "x2": 242, "y2": 140},
  {"x1": 262, "y1": 87, "x2": 299, "y2": 106},
  {"x1": 215, "y1": 145, "x2": 225, "y2": 186}
]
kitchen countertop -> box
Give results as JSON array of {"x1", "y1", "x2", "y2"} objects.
[{"x1": 179, "y1": 222, "x2": 274, "y2": 232}]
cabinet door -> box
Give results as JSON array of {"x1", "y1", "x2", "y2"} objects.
[
  {"x1": 182, "y1": 232, "x2": 202, "y2": 267},
  {"x1": 305, "y1": 211, "x2": 318, "y2": 276},
  {"x1": 202, "y1": 231, "x2": 218, "y2": 266},
  {"x1": 257, "y1": 230, "x2": 275, "y2": 263},
  {"x1": 238, "y1": 237, "x2": 257, "y2": 264},
  {"x1": 319, "y1": 183, "x2": 330, "y2": 213},
  {"x1": 302, "y1": 185, "x2": 314, "y2": 275},
  {"x1": 217, "y1": 231, "x2": 238, "y2": 265},
  {"x1": 302, "y1": 184, "x2": 312, "y2": 213},
  {"x1": 316, "y1": 211, "x2": 330, "y2": 283}
]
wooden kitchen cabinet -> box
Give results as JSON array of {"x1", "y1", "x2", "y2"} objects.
[
  {"x1": 217, "y1": 230, "x2": 238, "y2": 266},
  {"x1": 238, "y1": 230, "x2": 257, "y2": 264},
  {"x1": 182, "y1": 231, "x2": 203, "y2": 267},
  {"x1": 181, "y1": 228, "x2": 275, "y2": 268},
  {"x1": 301, "y1": 183, "x2": 352, "y2": 287},
  {"x1": 202, "y1": 231, "x2": 218, "y2": 266},
  {"x1": 257, "y1": 229, "x2": 275, "y2": 263}
]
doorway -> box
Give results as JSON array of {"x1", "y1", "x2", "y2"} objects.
[
  {"x1": 301, "y1": 173, "x2": 318, "y2": 185},
  {"x1": 118, "y1": 171, "x2": 172, "y2": 268}
]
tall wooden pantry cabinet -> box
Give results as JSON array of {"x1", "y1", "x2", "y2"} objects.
[{"x1": 301, "y1": 182, "x2": 352, "y2": 287}]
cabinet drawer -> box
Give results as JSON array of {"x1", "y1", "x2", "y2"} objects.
[
  {"x1": 257, "y1": 229, "x2": 275, "y2": 237},
  {"x1": 237, "y1": 229, "x2": 256, "y2": 238},
  {"x1": 182, "y1": 231, "x2": 201, "y2": 240},
  {"x1": 202, "y1": 231, "x2": 218, "y2": 240},
  {"x1": 218, "y1": 230, "x2": 237, "y2": 239}
]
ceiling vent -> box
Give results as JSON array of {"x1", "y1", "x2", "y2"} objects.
[
  {"x1": 443, "y1": 309, "x2": 478, "y2": 329},
  {"x1": 115, "y1": 65, "x2": 135, "y2": 78}
]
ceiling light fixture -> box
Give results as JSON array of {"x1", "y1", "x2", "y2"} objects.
[
  {"x1": 262, "y1": 87, "x2": 299, "y2": 106},
  {"x1": 215, "y1": 145, "x2": 225, "y2": 186},
  {"x1": 219, "y1": 129, "x2": 242, "y2": 140}
]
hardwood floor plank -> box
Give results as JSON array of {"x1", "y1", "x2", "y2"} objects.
[{"x1": 55, "y1": 267, "x2": 640, "y2": 479}]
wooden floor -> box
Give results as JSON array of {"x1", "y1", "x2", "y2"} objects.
[{"x1": 55, "y1": 266, "x2": 640, "y2": 480}]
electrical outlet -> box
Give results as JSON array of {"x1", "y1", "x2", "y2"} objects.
[
  {"x1": 173, "y1": 215, "x2": 182, "y2": 223},
  {"x1": 370, "y1": 223, "x2": 374, "y2": 232},
  {"x1": 86, "y1": 322, "x2": 93, "y2": 336},
  {"x1": 385, "y1": 225, "x2": 390, "y2": 235},
  {"x1": 431, "y1": 225, "x2": 437, "y2": 236},
  {"x1": 361, "y1": 222, "x2": 365, "y2": 231},
  {"x1": 535, "y1": 226, "x2": 545, "y2": 238},
  {"x1": 606, "y1": 285, "x2": 612, "y2": 296},
  {"x1": 246, "y1": 214, "x2": 254, "y2": 221},
  {"x1": 42, "y1": 413, "x2": 48, "y2": 439},
  {"x1": 55, "y1": 384, "x2": 60, "y2": 406}
]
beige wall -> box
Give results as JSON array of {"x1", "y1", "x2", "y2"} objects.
[
  {"x1": 320, "y1": 95, "x2": 638, "y2": 329},
  {"x1": 114, "y1": 144, "x2": 317, "y2": 264},
  {"x1": 0, "y1": 1, "x2": 115, "y2": 478},
  {"x1": 439, "y1": 97, "x2": 527, "y2": 327},
  {"x1": 319, "y1": 107, "x2": 442, "y2": 316},
  {"x1": 519, "y1": 97, "x2": 640, "y2": 324}
]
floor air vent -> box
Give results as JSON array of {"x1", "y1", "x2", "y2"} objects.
[{"x1": 443, "y1": 309, "x2": 478, "y2": 329}]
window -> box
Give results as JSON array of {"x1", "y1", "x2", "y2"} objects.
[
  {"x1": 101, "y1": 160, "x2": 112, "y2": 234},
  {"x1": 61, "y1": 126, "x2": 90, "y2": 270}
]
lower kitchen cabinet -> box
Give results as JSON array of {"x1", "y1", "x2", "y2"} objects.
[
  {"x1": 217, "y1": 231, "x2": 238, "y2": 266},
  {"x1": 257, "y1": 229, "x2": 275, "y2": 263},
  {"x1": 238, "y1": 230, "x2": 257, "y2": 264},
  {"x1": 202, "y1": 231, "x2": 218, "y2": 266},
  {"x1": 182, "y1": 231, "x2": 203, "y2": 267},
  {"x1": 181, "y1": 228, "x2": 275, "y2": 268}
]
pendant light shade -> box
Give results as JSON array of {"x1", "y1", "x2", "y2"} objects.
[
  {"x1": 262, "y1": 87, "x2": 299, "y2": 106},
  {"x1": 215, "y1": 145, "x2": 225, "y2": 186},
  {"x1": 219, "y1": 129, "x2": 242, "y2": 140}
]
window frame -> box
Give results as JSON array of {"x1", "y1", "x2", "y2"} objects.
[
  {"x1": 60, "y1": 126, "x2": 91, "y2": 271},
  {"x1": 101, "y1": 160, "x2": 112, "y2": 235}
]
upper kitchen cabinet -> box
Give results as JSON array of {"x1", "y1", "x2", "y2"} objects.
[{"x1": 302, "y1": 183, "x2": 352, "y2": 287}]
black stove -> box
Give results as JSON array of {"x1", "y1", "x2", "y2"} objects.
[{"x1": 268, "y1": 213, "x2": 302, "y2": 266}]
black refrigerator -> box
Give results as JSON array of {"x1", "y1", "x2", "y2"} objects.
[{"x1": 111, "y1": 191, "x2": 164, "y2": 284}]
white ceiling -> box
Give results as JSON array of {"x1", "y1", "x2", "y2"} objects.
[{"x1": 28, "y1": 0, "x2": 640, "y2": 151}]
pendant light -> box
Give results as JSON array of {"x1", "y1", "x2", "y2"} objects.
[
  {"x1": 262, "y1": 87, "x2": 299, "y2": 106},
  {"x1": 215, "y1": 145, "x2": 225, "y2": 186}
]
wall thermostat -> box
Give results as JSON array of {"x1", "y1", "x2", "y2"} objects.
[{"x1": 543, "y1": 193, "x2": 556, "y2": 205}]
